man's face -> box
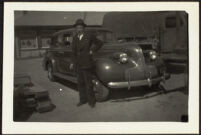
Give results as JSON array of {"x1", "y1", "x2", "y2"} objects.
[{"x1": 75, "y1": 25, "x2": 84, "y2": 35}]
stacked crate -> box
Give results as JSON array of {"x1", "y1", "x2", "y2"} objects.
[{"x1": 14, "y1": 73, "x2": 55, "y2": 114}]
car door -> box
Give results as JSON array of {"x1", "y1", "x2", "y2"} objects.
[
  {"x1": 57, "y1": 32, "x2": 76, "y2": 76},
  {"x1": 48, "y1": 34, "x2": 65, "y2": 74}
]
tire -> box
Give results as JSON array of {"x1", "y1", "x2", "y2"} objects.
[
  {"x1": 151, "y1": 82, "x2": 160, "y2": 90},
  {"x1": 47, "y1": 64, "x2": 56, "y2": 82},
  {"x1": 93, "y1": 79, "x2": 109, "y2": 102},
  {"x1": 143, "y1": 82, "x2": 160, "y2": 90}
]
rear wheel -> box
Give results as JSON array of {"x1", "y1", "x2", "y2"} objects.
[
  {"x1": 47, "y1": 64, "x2": 56, "y2": 82},
  {"x1": 93, "y1": 79, "x2": 109, "y2": 102}
]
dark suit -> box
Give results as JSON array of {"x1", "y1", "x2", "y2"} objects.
[{"x1": 72, "y1": 31, "x2": 103, "y2": 104}]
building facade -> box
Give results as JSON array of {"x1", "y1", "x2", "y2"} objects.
[{"x1": 14, "y1": 11, "x2": 106, "y2": 59}]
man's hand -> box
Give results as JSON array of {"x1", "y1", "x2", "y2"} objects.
[{"x1": 69, "y1": 63, "x2": 74, "y2": 70}]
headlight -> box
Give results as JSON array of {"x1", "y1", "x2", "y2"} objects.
[
  {"x1": 119, "y1": 53, "x2": 127, "y2": 58},
  {"x1": 113, "y1": 52, "x2": 128, "y2": 64},
  {"x1": 119, "y1": 53, "x2": 128, "y2": 64},
  {"x1": 149, "y1": 51, "x2": 157, "y2": 60},
  {"x1": 120, "y1": 57, "x2": 128, "y2": 63}
]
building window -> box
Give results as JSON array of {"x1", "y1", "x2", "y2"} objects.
[
  {"x1": 20, "y1": 38, "x2": 38, "y2": 50},
  {"x1": 39, "y1": 30, "x2": 56, "y2": 49},
  {"x1": 18, "y1": 30, "x2": 38, "y2": 50},
  {"x1": 41, "y1": 37, "x2": 51, "y2": 48}
]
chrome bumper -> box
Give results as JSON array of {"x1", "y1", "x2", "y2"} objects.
[{"x1": 107, "y1": 74, "x2": 170, "y2": 89}]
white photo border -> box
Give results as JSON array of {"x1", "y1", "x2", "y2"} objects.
[{"x1": 3, "y1": 2, "x2": 199, "y2": 134}]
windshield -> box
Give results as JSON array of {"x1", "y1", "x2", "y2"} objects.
[{"x1": 94, "y1": 30, "x2": 116, "y2": 43}]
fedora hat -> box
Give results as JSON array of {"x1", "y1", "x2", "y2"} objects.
[{"x1": 73, "y1": 19, "x2": 87, "y2": 27}]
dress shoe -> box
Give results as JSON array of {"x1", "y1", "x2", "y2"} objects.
[{"x1": 77, "y1": 102, "x2": 87, "y2": 107}]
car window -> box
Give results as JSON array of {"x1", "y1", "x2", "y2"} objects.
[
  {"x1": 56, "y1": 34, "x2": 65, "y2": 48},
  {"x1": 94, "y1": 31, "x2": 116, "y2": 43},
  {"x1": 50, "y1": 34, "x2": 65, "y2": 48},
  {"x1": 57, "y1": 34, "x2": 63, "y2": 43},
  {"x1": 51, "y1": 29, "x2": 116, "y2": 48},
  {"x1": 63, "y1": 33, "x2": 73, "y2": 47},
  {"x1": 50, "y1": 36, "x2": 57, "y2": 48},
  {"x1": 52, "y1": 33, "x2": 74, "y2": 49}
]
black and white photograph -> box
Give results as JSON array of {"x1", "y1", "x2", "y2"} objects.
[{"x1": 2, "y1": 2, "x2": 199, "y2": 134}]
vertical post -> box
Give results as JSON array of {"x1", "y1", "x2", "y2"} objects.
[
  {"x1": 83, "y1": 12, "x2": 87, "y2": 22},
  {"x1": 15, "y1": 36, "x2": 18, "y2": 59},
  {"x1": 37, "y1": 30, "x2": 42, "y2": 49},
  {"x1": 35, "y1": 31, "x2": 39, "y2": 49},
  {"x1": 18, "y1": 36, "x2": 22, "y2": 58},
  {"x1": 14, "y1": 30, "x2": 19, "y2": 59}
]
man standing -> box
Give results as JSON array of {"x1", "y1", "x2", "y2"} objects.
[{"x1": 70, "y1": 19, "x2": 103, "y2": 108}]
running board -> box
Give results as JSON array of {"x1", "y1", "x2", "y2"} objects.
[{"x1": 54, "y1": 73, "x2": 77, "y2": 83}]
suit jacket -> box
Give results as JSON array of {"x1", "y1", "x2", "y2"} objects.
[{"x1": 72, "y1": 31, "x2": 103, "y2": 69}]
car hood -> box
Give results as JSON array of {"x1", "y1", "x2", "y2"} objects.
[{"x1": 100, "y1": 41, "x2": 141, "y2": 51}]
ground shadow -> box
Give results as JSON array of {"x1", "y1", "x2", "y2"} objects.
[
  {"x1": 56, "y1": 77, "x2": 77, "y2": 91},
  {"x1": 166, "y1": 63, "x2": 187, "y2": 74},
  {"x1": 14, "y1": 103, "x2": 35, "y2": 121},
  {"x1": 109, "y1": 85, "x2": 163, "y2": 101},
  {"x1": 56, "y1": 77, "x2": 164, "y2": 101},
  {"x1": 55, "y1": 75, "x2": 188, "y2": 102},
  {"x1": 110, "y1": 85, "x2": 188, "y2": 102}
]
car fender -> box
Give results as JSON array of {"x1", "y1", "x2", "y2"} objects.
[{"x1": 94, "y1": 58, "x2": 127, "y2": 85}]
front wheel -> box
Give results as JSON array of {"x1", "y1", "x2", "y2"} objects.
[
  {"x1": 151, "y1": 82, "x2": 160, "y2": 90},
  {"x1": 143, "y1": 82, "x2": 160, "y2": 91},
  {"x1": 93, "y1": 79, "x2": 109, "y2": 102},
  {"x1": 47, "y1": 64, "x2": 56, "y2": 82}
]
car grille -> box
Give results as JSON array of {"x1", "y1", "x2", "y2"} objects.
[{"x1": 125, "y1": 67, "x2": 145, "y2": 82}]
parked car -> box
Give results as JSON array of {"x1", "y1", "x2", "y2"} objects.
[{"x1": 42, "y1": 27, "x2": 170, "y2": 101}]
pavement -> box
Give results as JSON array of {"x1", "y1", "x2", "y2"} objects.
[{"x1": 14, "y1": 58, "x2": 188, "y2": 122}]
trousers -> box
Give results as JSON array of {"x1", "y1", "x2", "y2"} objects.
[{"x1": 77, "y1": 68, "x2": 96, "y2": 104}]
